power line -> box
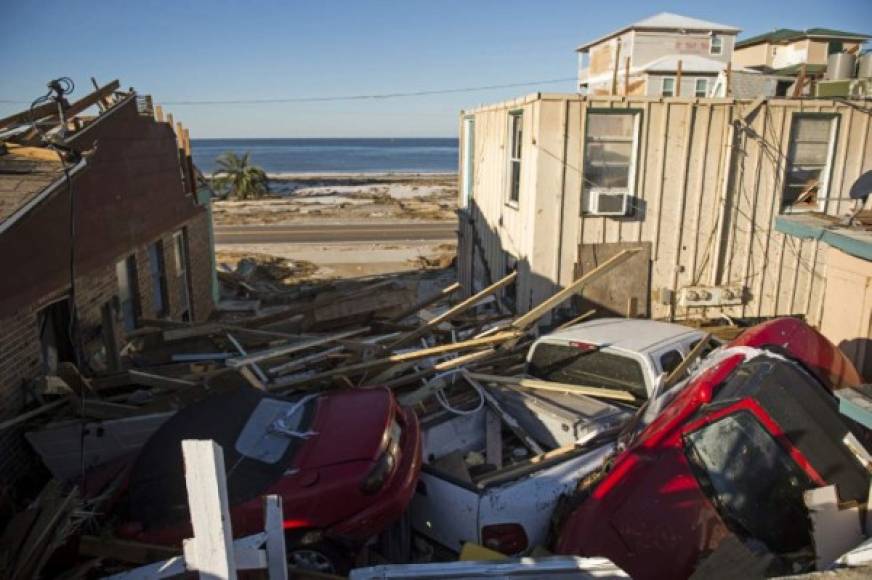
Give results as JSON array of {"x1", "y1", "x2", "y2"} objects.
[{"x1": 0, "y1": 77, "x2": 577, "y2": 106}]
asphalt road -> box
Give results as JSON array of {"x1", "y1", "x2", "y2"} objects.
[{"x1": 214, "y1": 222, "x2": 457, "y2": 245}]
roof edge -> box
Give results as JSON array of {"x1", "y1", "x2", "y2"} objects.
[{"x1": 0, "y1": 156, "x2": 88, "y2": 235}]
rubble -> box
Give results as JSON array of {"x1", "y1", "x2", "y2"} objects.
[{"x1": 1, "y1": 246, "x2": 871, "y2": 579}]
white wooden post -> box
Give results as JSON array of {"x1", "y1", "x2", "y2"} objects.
[
  {"x1": 181, "y1": 439, "x2": 238, "y2": 580},
  {"x1": 263, "y1": 495, "x2": 288, "y2": 580}
]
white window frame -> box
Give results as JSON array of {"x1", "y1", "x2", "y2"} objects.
[
  {"x1": 506, "y1": 110, "x2": 523, "y2": 208},
  {"x1": 461, "y1": 116, "x2": 475, "y2": 209},
  {"x1": 710, "y1": 35, "x2": 723, "y2": 56},
  {"x1": 661, "y1": 77, "x2": 676, "y2": 97},
  {"x1": 694, "y1": 78, "x2": 709, "y2": 98},
  {"x1": 173, "y1": 229, "x2": 192, "y2": 320},
  {"x1": 782, "y1": 113, "x2": 840, "y2": 214},
  {"x1": 582, "y1": 109, "x2": 642, "y2": 215}
]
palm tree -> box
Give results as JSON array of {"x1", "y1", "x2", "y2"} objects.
[{"x1": 213, "y1": 152, "x2": 269, "y2": 200}]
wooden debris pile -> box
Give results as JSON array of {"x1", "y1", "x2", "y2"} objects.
[{"x1": 0, "y1": 250, "x2": 640, "y2": 577}]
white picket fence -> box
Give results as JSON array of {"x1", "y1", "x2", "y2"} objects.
[{"x1": 104, "y1": 439, "x2": 288, "y2": 580}]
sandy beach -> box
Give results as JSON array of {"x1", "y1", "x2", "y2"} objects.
[
  {"x1": 211, "y1": 172, "x2": 458, "y2": 225},
  {"x1": 212, "y1": 172, "x2": 458, "y2": 280}
]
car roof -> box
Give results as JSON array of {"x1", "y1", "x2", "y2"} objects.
[{"x1": 537, "y1": 318, "x2": 704, "y2": 354}]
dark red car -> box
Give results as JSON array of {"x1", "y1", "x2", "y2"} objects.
[
  {"x1": 555, "y1": 318, "x2": 869, "y2": 579},
  {"x1": 115, "y1": 385, "x2": 421, "y2": 574}
]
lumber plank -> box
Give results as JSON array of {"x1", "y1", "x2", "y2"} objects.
[
  {"x1": 467, "y1": 372, "x2": 636, "y2": 403},
  {"x1": 273, "y1": 331, "x2": 520, "y2": 391},
  {"x1": 0, "y1": 101, "x2": 59, "y2": 130},
  {"x1": 268, "y1": 346, "x2": 344, "y2": 377},
  {"x1": 226, "y1": 333, "x2": 269, "y2": 385},
  {"x1": 162, "y1": 323, "x2": 223, "y2": 341},
  {"x1": 511, "y1": 249, "x2": 640, "y2": 331},
  {"x1": 556, "y1": 309, "x2": 597, "y2": 331},
  {"x1": 389, "y1": 272, "x2": 517, "y2": 348},
  {"x1": 225, "y1": 327, "x2": 368, "y2": 368},
  {"x1": 0, "y1": 398, "x2": 69, "y2": 432},
  {"x1": 128, "y1": 370, "x2": 198, "y2": 390},
  {"x1": 663, "y1": 333, "x2": 713, "y2": 389}
]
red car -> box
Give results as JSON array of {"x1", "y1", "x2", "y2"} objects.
[
  {"x1": 555, "y1": 318, "x2": 869, "y2": 579},
  {"x1": 115, "y1": 385, "x2": 421, "y2": 574}
]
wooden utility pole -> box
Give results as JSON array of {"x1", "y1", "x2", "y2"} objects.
[
  {"x1": 725, "y1": 62, "x2": 732, "y2": 97},
  {"x1": 623, "y1": 56, "x2": 631, "y2": 95},
  {"x1": 676, "y1": 60, "x2": 683, "y2": 96},
  {"x1": 611, "y1": 40, "x2": 622, "y2": 96}
]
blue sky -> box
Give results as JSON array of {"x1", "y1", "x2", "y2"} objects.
[{"x1": 2, "y1": 0, "x2": 870, "y2": 138}]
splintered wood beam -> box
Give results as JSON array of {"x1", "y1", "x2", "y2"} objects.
[
  {"x1": 0, "y1": 398, "x2": 68, "y2": 432},
  {"x1": 663, "y1": 333, "x2": 712, "y2": 389},
  {"x1": 1, "y1": 80, "x2": 122, "y2": 141},
  {"x1": 225, "y1": 327, "x2": 368, "y2": 368},
  {"x1": 388, "y1": 272, "x2": 517, "y2": 349},
  {"x1": 273, "y1": 331, "x2": 520, "y2": 391},
  {"x1": 511, "y1": 248, "x2": 640, "y2": 331},
  {"x1": 556, "y1": 309, "x2": 597, "y2": 331},
  {"x1": 467, "y1": 372, "x2": 636, "y2": 403},
  {"x1": 0, "y1": 102, "x2": 59, "y2": 130}
]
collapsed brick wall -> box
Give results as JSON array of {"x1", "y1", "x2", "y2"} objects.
[{"x1": 0, "y1": 211, "x2": 214, "y2": 491}]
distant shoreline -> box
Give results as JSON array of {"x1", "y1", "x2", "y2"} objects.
[{"x1": 206, "y1": 171, "x2": 457, "y2": 181}]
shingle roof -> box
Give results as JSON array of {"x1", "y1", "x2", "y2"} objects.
[
  {"x1": 577, "y1": 12, "x2": 740, "y2": 52},
  {"x1": 736, "y1": 27, "x2": 871, "y2": 49},
  {"x1": 0, "y1": 146, "x2": 65, "y2": 225},
  {"x1": 0, "y1": 145, "x2": 88, "y2": 233}
]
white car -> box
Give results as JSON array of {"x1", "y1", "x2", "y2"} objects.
[{"x1": 526, "y1": 318, "x2": 720, "y2": 400}]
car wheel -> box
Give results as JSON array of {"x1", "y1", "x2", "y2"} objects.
[{"x1": 287, "y1": 542, "x2": 350, "y2": 575}]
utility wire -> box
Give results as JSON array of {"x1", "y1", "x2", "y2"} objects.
[{"x1": 1, "y1": 77, "x2": 577, "y2": 106}]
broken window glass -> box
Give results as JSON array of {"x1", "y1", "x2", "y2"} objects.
[
  {"x1": 659, "y1": 350, "x2": 684, "y2": 375},
  {"x1": 783, "y1": 115, "x2": 837, "y2": 212},
  {"x1": 528, "y1": 343, "x2": 647, "y2": 399},
  {"x1": 684, "y1": 411, "x2": 814, "y2": 555}
]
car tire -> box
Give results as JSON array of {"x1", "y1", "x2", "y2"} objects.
[{"x1": 287, "y1": 541, "x2": 351, "y2": 576}]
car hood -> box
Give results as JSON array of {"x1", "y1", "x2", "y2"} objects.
[{"x1": 295, "y1": 388, "x2": 393, "y2": 469}]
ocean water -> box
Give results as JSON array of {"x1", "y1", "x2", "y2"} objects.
[{"x1": 191, "y1": 138, "x2": 458, "y2": 174}]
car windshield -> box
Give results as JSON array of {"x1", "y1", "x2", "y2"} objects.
[
  {"x1": 684, "y1": 411, "x2": 815, "y2": 555},
  {"x1": 528, "y1": 343, "x2": 647, "y2": 399},
  {"x1": 713, "y1": 358, "x2": 870, "y2": 503}
]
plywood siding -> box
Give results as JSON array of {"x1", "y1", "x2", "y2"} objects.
[{"x1": 461, "y1": 94, "x2": 872, "y2": 323}]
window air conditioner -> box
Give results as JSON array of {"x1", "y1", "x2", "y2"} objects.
[{"x1": 588, "y1": 191, "x2": 632, "y2": 216}]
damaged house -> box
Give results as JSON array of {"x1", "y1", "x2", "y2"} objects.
[
  {"x1": 456, "y1": 93, "x2": 872, "y2": 367},
  {"x1": 0, "y1": 81, "x2": 217, "y2": 485}
]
